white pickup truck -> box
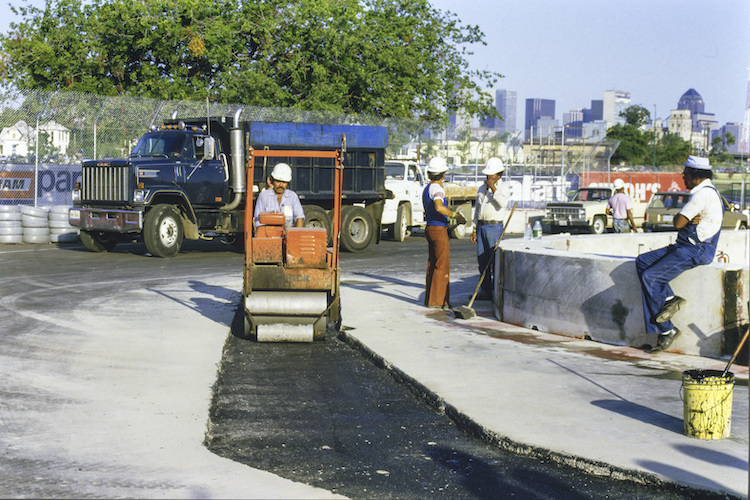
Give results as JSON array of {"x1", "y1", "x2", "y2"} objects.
[
  {"x1": 543, "y1": 186, "x2": 647, "y2": 234},
  {"x1": 381, "y1": 160, "x2": 476, "y2": 241}
]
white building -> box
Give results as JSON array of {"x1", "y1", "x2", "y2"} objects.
[
  {"x1": 603, "y1": 90, "x2": 631, "y2": 128},
  {"x1": 0, "y1": 120, "x2": 33, "y2": 158},
  {"x1": 0, "y1": 120, "x2": 71, "y2": 159}
]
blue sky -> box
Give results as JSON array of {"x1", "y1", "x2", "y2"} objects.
[
  {"x1": 1, "y1": 0, "x2": 748, "y2": 126},
  {"x1": 429, "y1": 0, "x2": 750, "y2": 126}
]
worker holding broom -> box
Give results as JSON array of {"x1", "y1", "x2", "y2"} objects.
[
  {"x1": 423, "y1": 157, "x2": 465, "y2": 308},
  {"x1": 470, "y1": 157, "x2": 510, "y2": 301}
]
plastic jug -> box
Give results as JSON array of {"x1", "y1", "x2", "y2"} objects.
[
  {"x1": 533, "y1": 220, "x2": 542, "y2": 239},
  {"x1": 524, "y1": 223, "x2": 533, "y2": 240}
]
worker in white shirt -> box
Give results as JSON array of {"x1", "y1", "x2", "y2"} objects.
[{"x1": 470, "y1": 157, "x2": 509, "y2": 300}]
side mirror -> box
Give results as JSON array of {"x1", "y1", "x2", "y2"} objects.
[{"x1": 203, "y1": 137, "x2": 215, "y2": 160}]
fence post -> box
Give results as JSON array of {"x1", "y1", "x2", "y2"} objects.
[
  {"x1": 93, "y1": 97, "x2": 109, "y2": 160},
  {"x1": 34, "y1": 92, "x2": 53, "y2": 207}
]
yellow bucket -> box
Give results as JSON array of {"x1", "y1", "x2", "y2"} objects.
[{"x1": 682, "y1": 369, "x2": 734, "y2": 439}]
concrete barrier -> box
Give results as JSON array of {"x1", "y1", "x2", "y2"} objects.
[{"x1": 495, "y1": 231, "x2": 750, "y2": 357}]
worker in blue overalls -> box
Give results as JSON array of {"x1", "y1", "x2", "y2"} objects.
[{"x1": 635, "y1": 155, "x2": 724, "y2": 353}]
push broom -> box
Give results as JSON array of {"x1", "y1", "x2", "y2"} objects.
[{"x1": 453, "y1": 203, "x2": 517, "y2": 320}]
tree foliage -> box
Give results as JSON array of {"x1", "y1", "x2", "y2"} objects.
[
  {"x1": 620, "y1": 104, "x2": 651, "y2": 128},
  {"x1": 607, "y1": 105, "x2": 691, "y2": 168},
  {"x1": 0, "y1": 0, "x2": 500, "y2": 127}
]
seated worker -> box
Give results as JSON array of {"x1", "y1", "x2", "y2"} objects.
[{"x1": 253, "y1": 163, "x2": 305, "y2": 228}]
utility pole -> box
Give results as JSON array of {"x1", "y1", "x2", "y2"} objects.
[{"x1": 653, "y1": 104, "x2": 656, "y2": 170}]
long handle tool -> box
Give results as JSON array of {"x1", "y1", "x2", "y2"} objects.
[
  {"x1": 453, "y1": 203, "x2": 517, "y2": 320},
  {"x1": 722, "y1": 301, "x2": 750, "y2": 378}
]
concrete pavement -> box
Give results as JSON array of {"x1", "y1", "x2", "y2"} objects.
[
  {"x1": 338, "y1": 273, "x2": 749, "y2": 498},
  {"x1": 1, "y1": 242, "x2": 747, "y2": 498},
  {"x1": 342, "y1": 277, "x2": 748, "y2": 497}
]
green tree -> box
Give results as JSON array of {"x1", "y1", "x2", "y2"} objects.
[
  {"x1": 620, "y1": 105, "x2": 651, "y2": 128},
  {"x1": 606, "y1": 123, "x2": 650, "y2": 166},
  {"x1": 710, "y1": 131, "x2": 735, "y2": 164},
  {"x1": 657, "y1": 132, "x2": 691, "y2": 167},
  {"x1": 1, "y1": 0, "x2": 500, "y2": 126}
]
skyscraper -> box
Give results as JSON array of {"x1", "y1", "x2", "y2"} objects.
[
  {"x1": 677, "y1": 88, "x2": 706, "y2": 131},
  {"x1": 495, "y1": 90, "x2": 517, "y2": 135},
  {"x1": 525, "y1": 98, "x2": 555, "y2": 140},
  {"x1": 742, "y1": 71, "x2": 750, "y2": 154},
  {"x1": 603, "y1": 90, "x2": 630, "y2": 128}
]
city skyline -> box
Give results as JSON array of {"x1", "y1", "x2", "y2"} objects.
[{"x1": 428, "y1": 0, "x2": 750, "y2": 128}]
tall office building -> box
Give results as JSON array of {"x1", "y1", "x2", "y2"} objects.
[
  {"x1": 525, "y1": 98, "x2": 555, "y2": 140},
  {"x1": 716, "y1": 123, "x2": 742, "y2": 153},
  {"x1": 480, "y1": 89, "x2": 517, "y2": 135},
  {"x1": 603, "y1": 90, "x2": 630, "y2": 128},
  {"x1": 590, "y1": 100, "x2": 604, "y2": 121},
  {"x1": 742, "y1": 72, "x2": 750, "y2": 154},
  {"x1": 495, "y1": 90, "x2": 517, "y2": 135},
  {"x1": 677, "y1": 89, "x2": 705, "y2": 130}
]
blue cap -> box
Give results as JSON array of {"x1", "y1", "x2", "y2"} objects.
[{"x1": 683, "y1": 155, "x2": 711, "y2": 170}]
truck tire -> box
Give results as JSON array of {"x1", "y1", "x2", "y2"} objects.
[
  {"x1": 303, "y1": 205, "x2": 332, "y2": 244},
  {"x1": 590, "y1": 215, "x2": 606, "y2": 235},
  {"x1": 450, "y1": 203, "x2": 473, "y2": 240},
  {"x1": 340, "y1": 205, "x2": 374, "y2": 252},
  {"x1": 80, "y1": 230, "x2": 119, "y2": 252},
  {"x1": 393, "y1": 203, "x2": 411, "y2": 242},
  {"x1": 143, "y1": 204, "x2": 183, "y2": 258}
]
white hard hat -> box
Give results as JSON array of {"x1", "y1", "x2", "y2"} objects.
[
  {"x1": 482, "y1": 157, "x2": 505, "y2": 175},
  {"x1": 426, "y1": 157, "x2": 448, "y2": 174},
  {"x1": 271, "y1": 163, "x2": 292, "y2": 182},
  {"x1": 683, "y1": 155, "x2": 711, "y2": 170},
  {"x1": 613, "y1": 178, "x2": 625, "y2": 190}
]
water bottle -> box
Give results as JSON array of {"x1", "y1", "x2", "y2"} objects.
[
  {"x1": 532, "y1": 220, "x2": 542, "y2": 239},
  {"x1": 524, "y1": 222, "x2": 533, "y2": 240}
]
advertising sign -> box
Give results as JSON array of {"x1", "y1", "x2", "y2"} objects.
[
  {"x1": 581, "y1": 172, "x2": 685, "y2": 203},
  {"x1": 0, "y1": 164, "x2": 81, "y2": 205}
]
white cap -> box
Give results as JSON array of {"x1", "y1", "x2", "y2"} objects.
[
  {"x1": 271, "y1": 163, "x2": 292, "y2": 182},
  {"x1": 683, "y1": 155, "x2": 711, "y2": 170},
  {"x1": 426, "y1": 157, "x2": 448, "y2": 174},
  {"x1": 482, "y1": 157, "x2": 505, "y2": 175},
  {"x1": 612, "y1": 178, "x2": 625, "y2": 190}
]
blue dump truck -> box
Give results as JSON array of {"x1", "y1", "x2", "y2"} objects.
[{"x1": 69, "y1": 108, "x2": 387, "y2": 257}]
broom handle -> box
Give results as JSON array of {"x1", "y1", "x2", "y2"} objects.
[
  {"x1": 466, "y1": 203, "x2": 517, "y2": 309},
  {"x1": 723, "y1": 310, "x2": 750, "y2": 378}
]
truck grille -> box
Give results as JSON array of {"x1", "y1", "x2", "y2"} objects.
[
  {"x1": 82, "y1": 165, "x2": 130, "y2": 202},
  {"x1": 548, "y1": 207, "x2": 582, "y2": 220}
]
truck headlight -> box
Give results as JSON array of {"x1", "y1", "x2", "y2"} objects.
[
  {"x1": 579, "y1": 209, "x2": 586, "y2": 218},
  {"x1": 72, "y1": 189, "x2": 80, "y2": 202},
  {"x1": 133, "y1": 189, "x2": 147, "y2": 203}
]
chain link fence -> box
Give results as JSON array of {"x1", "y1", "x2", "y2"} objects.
[
  {"x1": 0, "y1": 88, "x2": 432, "y2": 206},
  {"x1": 0, "y1": 87, "x2": 671, "y2": 210}
]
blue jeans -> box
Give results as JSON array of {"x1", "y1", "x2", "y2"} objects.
[
  {"x1": 476, "y1": 222, "x2": 503, "y2": 296},
  {"x1": 635, "y1": 229, "x2": 717, "y2": 335},
  {"x1": 613, "y1": 219, "x2": 630, "y2": 233}
]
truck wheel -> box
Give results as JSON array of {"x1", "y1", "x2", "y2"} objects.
[
  {"x1": 303, "y1": 205, "x2": 332, "y2": 244},
  {"x1": 80, "y1": 230, "x2": 119, "y2": 252},
  {"x1": 450, "y1": 204, "x2": 473, "y2": 239},
  {"x1": 590, "y1": 216, "x2": 606, "y2": 235},
  {"x1": 340, "y1": 205, "x2": 374, "y2": 252},
  {"x1": 393, "y1": 203, "x2": 411, "y2": 242},
  {"x1": 143, "y1": 204, "x2": 183, "y2": 258}
]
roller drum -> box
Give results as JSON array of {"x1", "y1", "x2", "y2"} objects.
[{"x1": 245, "y1": 291, "x2": 327, "y2": 316}]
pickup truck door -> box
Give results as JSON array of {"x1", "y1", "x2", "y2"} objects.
[
  {"x1": 409, "y1": 164, "x2": 426, "y2": 225},
  {"x1": 177, "y1": 135, "x2": 227, "y2": 206}
]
